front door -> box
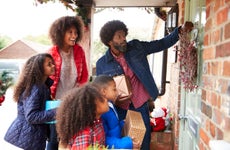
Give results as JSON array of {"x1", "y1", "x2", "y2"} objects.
[{"x1": 178, "y1": 0, "x2": 206, "y2": 150}]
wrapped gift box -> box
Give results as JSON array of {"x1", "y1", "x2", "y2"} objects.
[
  {"x1": 113, "y1": 74, "x2": 132, "y2": 101},
  {"x1": 45, "y1": 100, "x2": 61, "y2": 124},
  {"x1": 123, "y1": 110, "x2": 146, "y2": 144}
]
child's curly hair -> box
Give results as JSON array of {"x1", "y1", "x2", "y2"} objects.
[
  {"x1": 13, "y1": 53, "x2": 54, "y2": 102},
  {"x1": 49, "y1": 16, "x2": 83, "y2": 48},
  {"x1": 100, "y1": 20, "x2": 128, "y2": 47},
  {"x1": 56, "y1": 84, "x2": 105, "y2": 146}
]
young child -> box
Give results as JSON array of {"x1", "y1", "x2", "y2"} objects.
[
  {"x1": 92, "y1": 75, "x2": 140, "y2": 149},
  {"x1": 56, "y1": 84, "x2": 109, "y2": 149},
  {"x1": 4, "y1": 53, "x2": 56, "y2": 150}
]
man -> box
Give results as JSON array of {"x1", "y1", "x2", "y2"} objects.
[{"x1": 96, "y1": 20, "x2": 193, "y2": 150}]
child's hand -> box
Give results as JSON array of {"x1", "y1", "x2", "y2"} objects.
[{"x1": 132, "y1": 137, "x2": 141, "y2": 150}]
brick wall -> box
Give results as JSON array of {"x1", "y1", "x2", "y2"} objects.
[
  {"x1": 200, "y1": 0, "x2": 230, "y2": 149},
  {"x1": 167, "y1": 1, "x2": 185, "y2": 150},
  {"x1": 151, "y1": 131, "x2": 173, "y2": 150}
]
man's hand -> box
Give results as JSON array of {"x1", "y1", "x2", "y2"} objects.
[{"x1": 180, "y1": 21, "x2": 194, "y2": 33}]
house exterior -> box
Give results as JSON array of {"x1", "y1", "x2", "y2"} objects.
[
  {"x1": 0, "y1": 39, "x2": 50, "y2": 78},
  {"x1": 0, "y1": 39, "x2": 49, "y2": 59},
  {"x1": 56, "y1": 0, "x2": 230, "y2": 149},
  {"x1": 2, "y1": 0, "x2": 230, "y2": 149},
  {"x1": 84, "y1": 0, "x2": 230, "y2": 149}
]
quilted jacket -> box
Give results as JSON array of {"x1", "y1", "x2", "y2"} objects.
[{"x1": 4, "y1": 78, "x2": 56, "y2": 150}]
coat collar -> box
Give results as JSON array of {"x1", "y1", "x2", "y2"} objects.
[{"x1": 104, "y1": 49, "x2": 114, "y2": 63}]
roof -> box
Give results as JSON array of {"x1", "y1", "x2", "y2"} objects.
[
  {"x1": 94, "y1": 0, "x2": 177, "y2": 7},
  {"x1": 67, "y1": 0, "x2": 177, "y2": 7},
  {"x1": 0, "y1": 40, "x2": 50, "y2": 59}
]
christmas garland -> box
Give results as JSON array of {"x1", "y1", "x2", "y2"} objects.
[
  {"x1": 35, "y1": 0, "x2": 90, "y2": 26},
  {"x1": 178, "y1": 31, "x2": 198, "y2": 92}
]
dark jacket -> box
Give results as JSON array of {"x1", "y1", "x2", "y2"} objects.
[
  {"x1": 4, "y1": 78, "x2": 56, "y2": 150},
  {"x1": 96, "y1": 27, "x2": 180, "y2": 101}
]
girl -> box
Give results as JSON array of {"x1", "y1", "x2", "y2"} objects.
[
  {"x1": 56, "y1": 84, "x2": 109, "y2": 149},
  {"x1": 47, "y1": 15, "x2": 89, "y2": 150},
  {"x1": 4, "y1": 53, "x2": 56, "y2": 150}
]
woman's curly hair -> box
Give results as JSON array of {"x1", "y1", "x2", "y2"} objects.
[
  {"x1": 100, "y1": 20, "x2": 128, "y2": 47},
  {"x1": 56, "y1": 84, "x2": 105, "y2": 146},
  {"x1": 13, "y1": 53, "x2": 54, "y2": 102},
  {"x1": 49, "y1": 16, "x2": 84, "y2": 48}
]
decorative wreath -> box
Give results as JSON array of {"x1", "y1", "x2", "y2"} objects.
[{"x1": 178, "y1": 31, "x2": 198, "y2": 92}]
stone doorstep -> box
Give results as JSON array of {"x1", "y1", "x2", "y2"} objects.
[{"x1": 150, "y1": 131, "x2": 173, "y2": 150}]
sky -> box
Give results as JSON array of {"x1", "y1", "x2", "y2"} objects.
[
  {"x1": 0, "y1": 0, "x2": 155, "y2": 41},
  {"x1": 0, "y1": 0, "x2": 75, "y2": 40}
]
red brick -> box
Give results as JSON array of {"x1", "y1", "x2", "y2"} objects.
[
  {"x1": 224, "y1": 23, "x2": 230, "y2": 39},
  {"x1": 223, "y1": 61, "x2": 230, "y2": 76},
  {"x1": 204, "y1": 34, "x2": 209, "y2": 46},
  {"x1": 210, "y1": 121, "x2": 216, "y2": 138},
  {"x1": 201, "y1": 89, "x2": 207, "y2": 101},
  {"x1": 216, "y1": 7, "x2": 228, "y2": 25},
  {"x1": 206, "y1": 0, "x2": 212, "y2": 6},
  {"x1": 218, "y1": 79, "x2": 229, "y2": 93},
  {"x1": 211, "y1": 92, "x2": 218, "y2": 107},
  {"x1": 151, "y1": 132, "x2": 157, "y2": 142},
  {"x1": 203, "y1": 47, "x2": 215, "y2": 60},
  {"x1": 157, "y1": 132, "x2": 172, "y2": 144},
  {"x1": 211, "y1": 61, "x2": 220, "y2": 75},
  {"x1": 216, "y1": 95, "x2": 221, "y2": 109},
  {"x1": 199, "y1": 141, "x2": 205, "y2": 150},
  {"x1": 205, "y1": 119, "x2": 210, "y2": 131},
  {"x1": 216, "y1": 127, "x2": 224, "y2": 139},
  {"x1": 212, "y1": 29, "x2": 220, "y2": 44},
  {"x1": 200, "y1": 128, "x2": 210, "y2": 146},
  {"x1": 202, "y1": 76, "x2": 214, "y2": 89},
  {"x1": 150, "y1": 132, "x2": 173, "y2": 150},
  {"x1": 206, "y1": 5, "x2": 211, "y2": 19},
  {"x1": 207, "y1": 90, "x2": 213, "y2": 104},
  {"x1": 216, "y1": 42, "x2": 230, "y2": 57},
  {"x1": 151, "y1": 144, "x2": 172, "y2": 150},
  {"x1": 213, "y1": 108, "x2": 223, "y2": 125},
  {"x1": 214, "y1": 0, "x2": 225, "y2": 12},
  {"x1": 224, "y1": 116, "x2": 230, "y2": 131},
  {"x1": 205, "y1": 18, "x2": 213, "y2": 31}
]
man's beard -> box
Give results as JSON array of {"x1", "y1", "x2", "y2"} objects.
[{"x1": 113, "y1": 42, "x2": 127, "y2": 52}]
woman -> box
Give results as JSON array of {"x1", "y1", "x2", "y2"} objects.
[{"x1": 47, "y1": 16, "x2": 89, "y2": 150}]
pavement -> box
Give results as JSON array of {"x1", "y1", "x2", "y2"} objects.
[{"x1": 0, "y1": 88, "x2": 22, "y2": 150}]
